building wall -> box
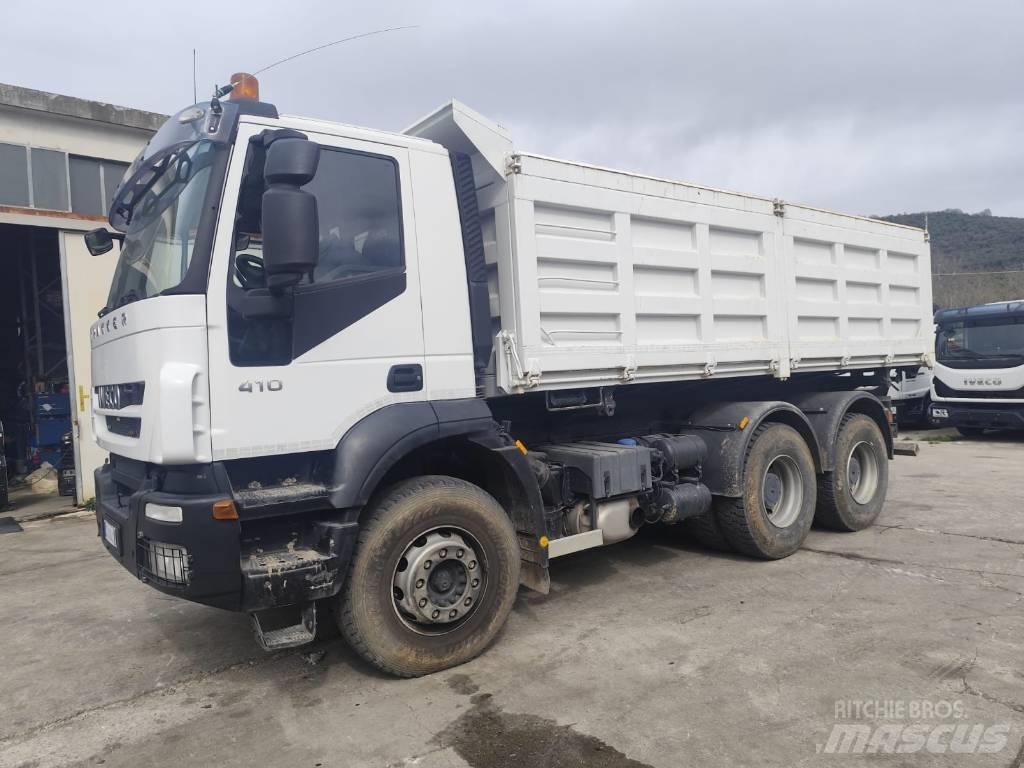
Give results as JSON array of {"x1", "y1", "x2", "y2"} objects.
[
  {"x1": 0, "y1": 105, "x2": 153, "y2": 163},
  {"x1": 60, "y1": 232, "x2": 119, "y2": 500}
]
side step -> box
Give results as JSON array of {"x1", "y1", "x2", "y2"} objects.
[{"x1": 251, "y1": 603, "x2": 317, "y2": 651}]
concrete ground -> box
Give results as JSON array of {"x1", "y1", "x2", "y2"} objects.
[
  {"x1": 0, "y1": 435, "x2": 1022, "y2": 768},
  {"x1": 3, "y1": 486, "x2": 77, "y2": 524}
]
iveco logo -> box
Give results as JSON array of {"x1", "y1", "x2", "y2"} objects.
[
  {"x1": 97, "y1": 385, "x2": 121, "y2": 410},
  {"x1": 964, "y1": 378, "x2": 1002, "y2": 386}
]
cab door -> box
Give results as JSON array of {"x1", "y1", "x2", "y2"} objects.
[{"x1": 205, "y1": 124, "x2": 425, "y2": 462}]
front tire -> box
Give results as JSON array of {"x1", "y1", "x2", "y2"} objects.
[
  {"x1": 815, "y1": 414, "x2": 889, "y2": 531},
  {"x1": 715, "y1": 423, "x2": 817, "y2": 559},
  {"x1": 337, "y1": 475, "x2": 520, "y2": 677}
]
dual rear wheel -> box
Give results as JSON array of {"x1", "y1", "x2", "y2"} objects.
[{"x1": 684, "y1": 414, "x2": 888, "y2": 558}]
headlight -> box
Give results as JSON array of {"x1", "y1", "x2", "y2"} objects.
[{"x1": 145, "y1": 503, "x2": 183, "y2": 523}]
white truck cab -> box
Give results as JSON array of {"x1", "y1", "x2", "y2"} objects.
[
  {"x1": 930, "y1": 301, "x2": 1024, "y2": 435},
  {"x1": 87, "y1": 78, "x2": 929, "y2": 676}
]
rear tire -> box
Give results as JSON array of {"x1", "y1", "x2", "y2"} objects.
[
  {"x1": 681, "y1": 511, "x2": 733, "y2": 552},
  {"x1": 815, "y1": 414, "x2": 889, "y2": 531},
  {"x1": 715, "y1": 423, "x2": 817, "y2": 559},
  {"x1": 337, "y1": 475, "x2": 520, "y2": 678}
]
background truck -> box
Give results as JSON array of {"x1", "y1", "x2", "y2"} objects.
[
  {"x1": 889, "y1": 367, "x2": 933, "y2": 427},
  {"x1": 85, "y1": 77, "x2": 932, "y2": 676},
  {"x1": 930, "y1": 301, "x2": 1024, "y2": 435}
]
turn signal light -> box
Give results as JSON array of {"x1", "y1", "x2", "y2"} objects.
[
  {"x1": 228, "y1": 72, "x2": 259, "y2": 101},
  {"x1": 212, "y1": 500, "x2": 239, "y2": 520}
]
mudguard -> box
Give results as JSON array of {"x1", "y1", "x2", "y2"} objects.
[
  {"x1": 786, "y1": 390, "x2": 893, "y2": 470},
  {"x1": 677, "y1": 401, "x2": 822, "y2": 497}
]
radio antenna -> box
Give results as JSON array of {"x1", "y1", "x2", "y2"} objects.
[
  {"x1": 192, "y1": 48, "x2": 198, "y2": 103},
  {"x1": 253, "y1": 26, "x2": 418, "y2": 77}
]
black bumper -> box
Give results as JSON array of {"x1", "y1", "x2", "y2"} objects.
[
  {"x1": 95, "y1": 461, "x2": 242, "y2": 609},
  {"x1": 94, "y1": 458, "x2": 358, "y2": 612},
  {"x1": 929, "y1": 402, "x2": 1024, "y2": 430}
]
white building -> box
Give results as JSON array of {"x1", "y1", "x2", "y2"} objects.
[{"x1": 0, "y1": 83, "x2": 165, "y2": 501}]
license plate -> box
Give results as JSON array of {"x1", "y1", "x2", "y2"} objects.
[
  {"x1": 931, "y1": 408, "x2": 949, "y2": 419},
  {"x1": 103, "y1": 519, "x2": 120, "y2": 550}
]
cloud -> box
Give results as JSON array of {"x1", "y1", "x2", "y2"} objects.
[{"x1": 3, "y1": 0, "x2": 1023, "y2": 214}]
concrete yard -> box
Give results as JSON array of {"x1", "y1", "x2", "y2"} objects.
[{"x1": 1, "y1": 434, "x2": 1022, "y2": 767}]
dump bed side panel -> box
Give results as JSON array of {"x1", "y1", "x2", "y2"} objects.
[{"x1": 495, "y1": 154, "x2": 930, "y2": 393}]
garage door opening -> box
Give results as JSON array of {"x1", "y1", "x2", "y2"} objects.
[{"x1": 0, "y1": 224, "x2": 77, "y2": 518}]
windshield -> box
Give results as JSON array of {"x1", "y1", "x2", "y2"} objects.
[
  {"x1": 937, "y1": 318, "x2": 1024, "y2": 361},
  {"x1": 104, "y1": 140, "x2": 222, "y2": 311}
]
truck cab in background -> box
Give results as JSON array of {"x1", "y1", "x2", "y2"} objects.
[{"x1": 930, "y1": 301, "x2": 1024, "y2": 435}]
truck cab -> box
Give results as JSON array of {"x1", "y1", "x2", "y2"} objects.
[{"x1": 930, "y1": 301, "x2": 1024, "y2": 435}]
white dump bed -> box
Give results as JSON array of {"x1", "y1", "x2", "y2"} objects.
[{"x1": 408, "y1": 102, "x2": 933, "y2": 395}]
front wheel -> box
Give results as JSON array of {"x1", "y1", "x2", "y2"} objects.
[
  {"x1": 337, "y1": 475, "x2": 520, "y2": 677},
  {"x1": 715, "y1": 423, "x2": 817, "y2": 559}
]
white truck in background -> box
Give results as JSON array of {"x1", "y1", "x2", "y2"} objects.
[
  {"x1": 930, "y1": 301, "x2": 1024, "y2": 435},
  {"x1": 889, "y1": 367, "x2": 934, "y2": 427},
  {"x1": 85, "y1": 76, "x2": 932, "y2": 676}
]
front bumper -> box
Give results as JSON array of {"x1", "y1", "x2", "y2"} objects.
[
  {"x1": 94, "y1": 461, "x2": 242, "y2": 609},
  {"x1": 94, "y1": 457, "x2": 359, "y2": 612},
  {"x1": 929, "y1": 401, "x2": 1024, "y2": 431}
]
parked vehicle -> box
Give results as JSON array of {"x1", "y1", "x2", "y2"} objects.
[
  {"x1": 930, "y1": 301, "x2": 1024, "y2": 436},
  {"x1": 86, "y1": 78, "x2": 932, "y2": 676},
  {"x1": 889, "y1": 367, "x2": 933, "y2": 427}
]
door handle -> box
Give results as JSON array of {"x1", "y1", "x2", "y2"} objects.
[{"x1": 387, "y1": 364, "x2": 423, "y2": 393}]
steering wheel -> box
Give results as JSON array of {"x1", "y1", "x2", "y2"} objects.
[{"x1": 235, "y1": 253, "x2": 266, "y2": 290}]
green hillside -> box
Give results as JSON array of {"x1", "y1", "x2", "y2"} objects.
[{"x1": 877, "y1": 210, "x2": 1024, "y2": 309}]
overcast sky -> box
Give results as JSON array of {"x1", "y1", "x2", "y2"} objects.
[{"x1": 4, "y1": 0, "x2": 1023, "y2": 216}]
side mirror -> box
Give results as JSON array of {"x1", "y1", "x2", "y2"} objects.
[
  {"x1": 261, "y1": 138, "x2": 320, "y2": 291},
  {"x1": 84, "y1": 228, "x2": 118, "y2": 256}
]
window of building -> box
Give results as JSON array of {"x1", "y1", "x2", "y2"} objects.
[
  {"x1": 70, "y1": 156, "x2": 131, "y2": 217},
  {"x1": 0, "y1": 143, "x2": 30, "y2": 206},
  {"x1": 69, "y1": 156, "x2": 103, "y2": 215},
  {"x1": 30, "y1": 148, "x2": 69, "y2": 211}
]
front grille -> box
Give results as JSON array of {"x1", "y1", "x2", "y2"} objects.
[
  {"x1": 137, "y1": 539, "x2": 190, "y2": 587},
  {"x1": 106, "y1": 416, "x2": 141, "y2": 438},
  {"x1": 934, "y1": 379, "x2": 1024, "y2": 399},
  {"x1": 94, "y1": 382, "x2": 145, "y2": 410}
]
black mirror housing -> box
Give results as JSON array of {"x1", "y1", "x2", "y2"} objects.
[
  {"x1": 84, "y1": 228, "x2": 114, "y2": 256},
  {"x1": 261, "y1": 138, "x2": 320, "y2": 291},
  {"x1": 265, "y1": 138, "x2": 319, "y2": 186}
]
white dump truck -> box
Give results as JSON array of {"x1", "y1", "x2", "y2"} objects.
[{"x1": 86, "y1": 76, "x2": 932, "y2": 676}]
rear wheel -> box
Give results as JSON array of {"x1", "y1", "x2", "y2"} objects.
[
  {"x1": 715, "y1": 423, "x2": 817, "y2": 559},
  {"x1": 815, "y1": 414, "x2": 889, "y2": 531},
  {"x1": 337, "y1": 475, "x2": 520, "y2": 677},
  {"x1": 680, "y1": 511, "x2": 733, "y2": 552}
]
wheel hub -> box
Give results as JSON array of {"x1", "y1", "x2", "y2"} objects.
[
  {"x1": 847, "y1": 441, "x2": 879, "y2": 505},
  {"x1": 393, "y1": 530, "x2": 483, "y2": 626},
  {"x1": 848, "y1": 456, "x2": 862, "y2": 489},
  {"x1": 763, "y1": 472, "x2": 783, "y2": 508},
  {"x1": 761, "y1": 455, "x2": 804, "y2": 528}
]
